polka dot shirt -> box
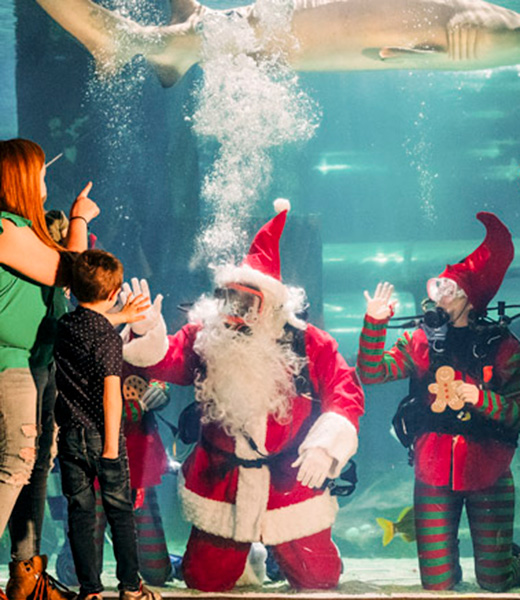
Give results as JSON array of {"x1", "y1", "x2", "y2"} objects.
[{"x1": 54, "y1": 306, "x2": 123, "y2": 431}]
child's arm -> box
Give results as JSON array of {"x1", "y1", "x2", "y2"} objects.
[{"x1": 103, "y1": 375, "x2": 123, "y2": 459}]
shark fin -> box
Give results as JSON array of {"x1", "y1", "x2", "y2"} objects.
[
  {"x1": 379, "y1": 45, "x2": 441, "y2": 60},
  {"x1": 149, "y1": 62, "x2": 183, "y2": 88},
  {"x1": 169, "y1": 0, "x2": 201, "y2": 24}
]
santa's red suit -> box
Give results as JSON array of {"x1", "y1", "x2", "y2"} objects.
[
  {"x1": 141, "y1": 321, "x2": 363, "y2": 589},
  {"x1": 124, "y1": 201, "x2": 364, "y2": 591}
]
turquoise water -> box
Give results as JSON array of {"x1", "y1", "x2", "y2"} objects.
[
  {"x1": 0, "y1": 2, "x2": 17, "y2": 137},
  {"x1": 1, "y1": 0, "x2": 520, "y2": 593}
]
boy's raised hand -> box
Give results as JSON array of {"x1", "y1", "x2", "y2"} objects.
[{"x1": 110, "y1": 293, "x2": 150, "y2": 326}]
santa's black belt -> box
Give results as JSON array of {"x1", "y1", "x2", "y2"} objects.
[{"x1": 200, "y1": 435, "x2": 286, "y2": 472}]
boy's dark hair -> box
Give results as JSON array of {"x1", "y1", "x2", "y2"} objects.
[{"x1": 72, "y1": 249, "x2": 123, "y2": 303}]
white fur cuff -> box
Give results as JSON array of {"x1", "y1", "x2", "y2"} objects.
[
  {"x1": 122, "y1": 316, "x2": 169, "y2": 366},
  {"x1": 298, "y1": 412, "x2": 358, "y2": 479}
]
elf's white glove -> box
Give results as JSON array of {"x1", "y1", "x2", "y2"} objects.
[
  {"x1": 120, "y1": 278, "x2": 163, "y2": 336},
  {"x1": 140, "y1": 384, "x2": 170, "y2": 412},
  {"x1": 363, "y1": 281, "x2": 395, "y2": 320},
  {"x1": 292, "y1": 447, "x2": 334, "y2": 489},
  {"x1": 456, "y1": 382, "x2": 480, "y2": 406}
]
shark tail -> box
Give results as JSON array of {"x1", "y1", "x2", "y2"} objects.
[
  {"x1": 35, "y1": 0, "x2": 200, "y2": 87},
  {"x1": 376, "y1": 518, "x2": 395, "y2": 547},
  {"x1": 35, "y1": 0, "x2": 145, "y2": 75}
]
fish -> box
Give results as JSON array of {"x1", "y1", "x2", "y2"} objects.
[
  {"x1": 376, "y1": 506, "x2": 416, "y2": 546},
  {"x1": 34, "y1": 0, "x2": 520, "y2": 88}
]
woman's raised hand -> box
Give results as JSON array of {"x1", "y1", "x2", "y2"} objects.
[
  {"x1": 70, "y1": 181, "x2": 100, "y2": 223},
  {"x1": 364, "y1": 282, "x2": 395, "y2": 320}
]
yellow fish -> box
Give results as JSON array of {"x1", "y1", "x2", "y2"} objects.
[{"x1": 376, "y1": 506, "x2": 416, "y2": 546}]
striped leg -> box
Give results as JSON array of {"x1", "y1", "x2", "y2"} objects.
[
  {"x1": 134, "y1": 487, "x2": 172, "y2": 586},
  {"x1": 414, "y1": 479, "x2": 463, "y2": 590},
  {"x1": 467, "y1": 470, "x2": 519, "y2": 592}
]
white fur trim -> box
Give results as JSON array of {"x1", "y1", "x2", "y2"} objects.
[
  {"x1": 233, "y1": 424, "x2": 270, "y2": 541},
  {"x1": 179, "y1": 470, "x2": 236, "y2": 536},
  {"x1": 262, "y1": 491, "x2": 339, "y2": 545},
  {"x1": 273, "y1": 198, "x2": 291, "y2": 214},
  {"x1": 178, "y1": 470, "x2": 338, "y2": 544},
  {"x1": 298, "y1": 412, "x2": 358, "y2": 478},
  {"x1": 234, "y1": 465, "x2": 270, "y2": 541},
  {"x1": 122, "y1": 316, "x2": 169, "y2": 366},
  {"x1": 215, "y1": 264, "x2": 288, "y2": 305}
]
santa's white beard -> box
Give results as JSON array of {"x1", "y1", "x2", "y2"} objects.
[{"x1": 190, "y1": 296, "x2": 305, "y2": 438}]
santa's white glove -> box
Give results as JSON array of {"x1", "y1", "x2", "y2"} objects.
[
  {"x1": 140, "y1": 384, "x2": 170, "y2": 412},
  {"x1": 364, "y1": 281, "x2": 395, "y2": 320},
  {"x1": 292, "y1": 447, "x2": 334, "y2": 489},
  {"x1": 120, "y1": 278, "x2": 163, "y2": 336}
]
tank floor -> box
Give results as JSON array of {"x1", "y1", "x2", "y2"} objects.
[{"x1": 2, "y1": 557, "x2": 519, "y2": 598}]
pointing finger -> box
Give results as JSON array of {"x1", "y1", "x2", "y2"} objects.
[{"x1": 79, "y1": 181, "x2": 93, "y2": 198}]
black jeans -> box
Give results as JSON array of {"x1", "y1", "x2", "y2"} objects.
[{"x1": 58, "y1": 427, "x2": 140, "y2": 595}]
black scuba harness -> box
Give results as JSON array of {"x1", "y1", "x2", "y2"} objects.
[{"x1": 392, "y1": 306, "x2": 520, "y2": 464}]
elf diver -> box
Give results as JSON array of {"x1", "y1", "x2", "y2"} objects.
[{"x1": 357, "y1": 212, "x2": 520, "y2": 592}]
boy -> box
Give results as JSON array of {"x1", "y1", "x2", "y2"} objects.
[{"x1": 54, "y1": 249, "x2": 161, "y2": 600}]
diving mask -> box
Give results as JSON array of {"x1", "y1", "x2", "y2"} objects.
[
  {"x1": 427, "y1": 277, "x2": 466, "y2": 304},
  {"x1": 214, "y1": 283, "x2": 264, "y2": 326}
]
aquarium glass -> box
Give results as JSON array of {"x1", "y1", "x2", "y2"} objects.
[{"x1": 1, "y1": 0, "x2": 520, "y2": 595}]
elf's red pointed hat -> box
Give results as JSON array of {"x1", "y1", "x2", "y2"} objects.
[
  {"x1": 438, "y1": 211, "x2": 514, "y2": 313},
  {"x1": 215, "y1": 199, "x2": 291, "y2": 301}
]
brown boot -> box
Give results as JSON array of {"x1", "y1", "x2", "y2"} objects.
[
  {"x1": 6, "y1": 555, "x2": 75, "y2": 600},
  {"x1": 119, "y1": 583, "x2": 162, "y2": 600}
]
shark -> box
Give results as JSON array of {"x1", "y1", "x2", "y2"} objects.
[{"x1": 34, "y1": 0, "x2": 520, "y2": 87}]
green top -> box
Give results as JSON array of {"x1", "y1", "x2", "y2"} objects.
[{"x1": 0, "y1": 211, "x2": 55, "y2": 371}]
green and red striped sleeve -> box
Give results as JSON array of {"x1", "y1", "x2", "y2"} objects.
[
  {"x1": 474, "y1": 337, "x2": 520, "y2": 431},
  {"x1": 357, "y1": 315, "x2": 415, "y2": 384},
  {"x1": 124, "y1": 396, "x2": 143, "y2": 424}
]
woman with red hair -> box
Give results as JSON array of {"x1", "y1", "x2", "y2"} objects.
[{"x1": 0, "y1": 138, "x2": 99, "y2": 600}]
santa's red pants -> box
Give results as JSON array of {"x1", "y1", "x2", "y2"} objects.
[{"x1": 183, "y1": 526, "x2": 342, "y2": 591}]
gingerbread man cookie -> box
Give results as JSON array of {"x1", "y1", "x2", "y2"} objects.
[{"x1": 428, "y1": 366, "x2": 464, "y2": 413}]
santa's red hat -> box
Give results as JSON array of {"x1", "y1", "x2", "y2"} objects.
[
  {"x1": 215, "y1": 199, "x2": 291, "y2": 301},
  {"x1": 438, "y1": 211, "x2": 514, "y2": 314}
]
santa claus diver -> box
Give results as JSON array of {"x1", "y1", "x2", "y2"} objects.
[{"x1": 122, "y1": 199, "x2": 364, "y2": 591}]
